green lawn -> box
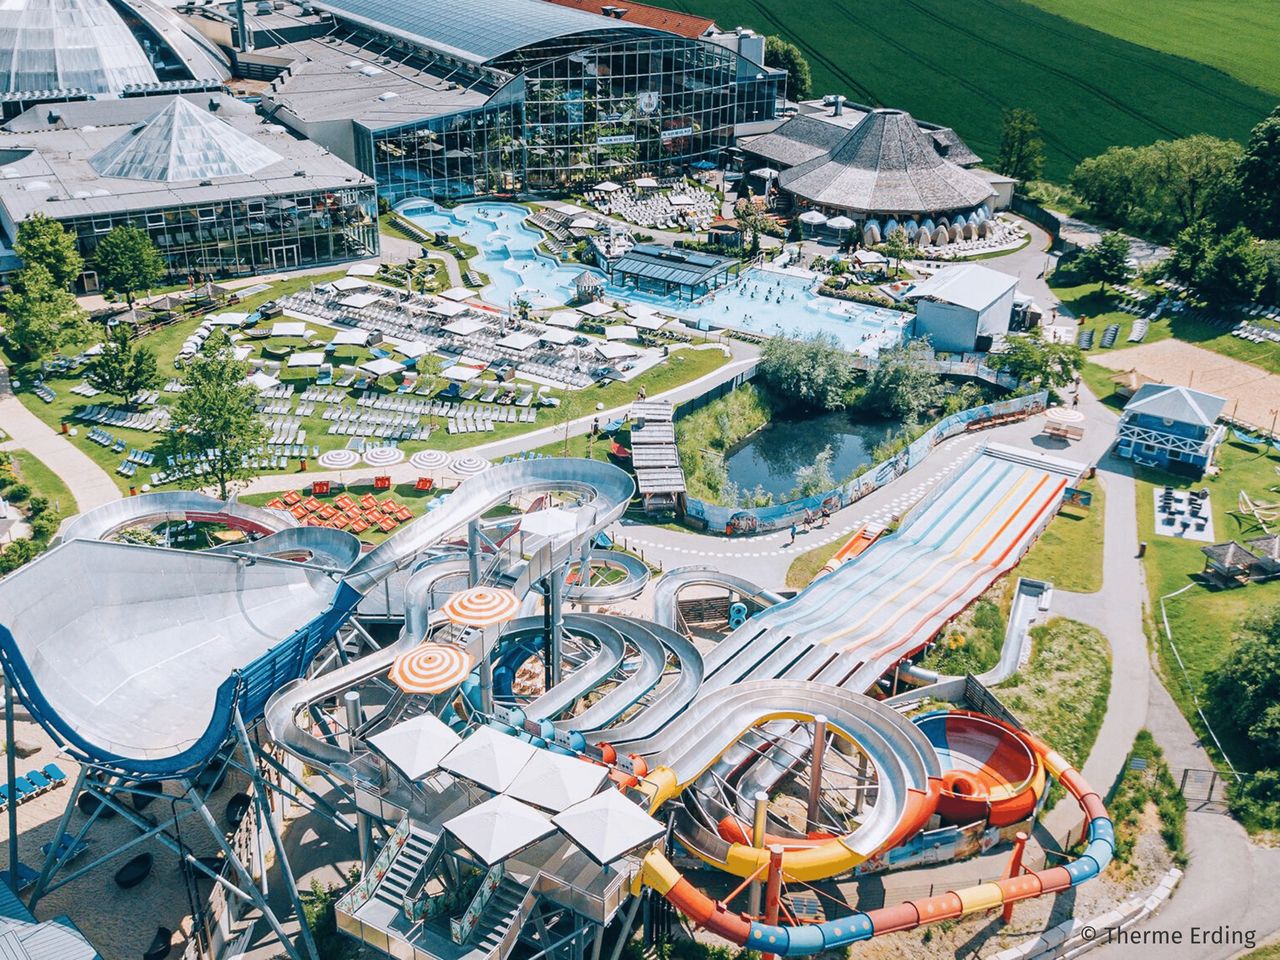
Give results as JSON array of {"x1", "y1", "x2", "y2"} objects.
[
  {"x1": 1021, "y1": 0, "x2": 1280, "y2": 97},
  {"x1": 996, "y1": 616, "x2": 1112, "y2": 770},
  {"x1": 7, "y1": 449, "x2": 78, "y2": 516},
  {"x1": 785, "y1": 537, "x2": 842, "y2": 589},
  {"x1": 1017, "y1": 476, "x2": 1104, "y2": 592},
  {"x1": 651, "y1": 0, "x2": 1276, "y2": 180},
  {"x1": 241, "y1": 480, "x2": 445, "y2": 544},
  {"x1": 1134, "y1": 438, "x2": 1280, "y2": 765}
]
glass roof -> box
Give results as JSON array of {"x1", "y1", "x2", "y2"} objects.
[
  {"x1": 309, "y1": 0, "x2": 638, "y2": 65},
  {"x1": 0, "y1": 0, "x2": 157, "y2": 94},
  {"x1": 90, "y1": 98, "x2": 283, "y2": 182}
]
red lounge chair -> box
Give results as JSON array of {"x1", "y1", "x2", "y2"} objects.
[
  {"x1": 373, "y1": 475, "x2": 391, "y2": 491},
  {"x1": 265, "y1": 498, "x2": 285, "y2": 510},
  {"x1": 302, "y1": 497, "x2": 321, "y2": 512},
  {"x1": 317, "y1": 505, "x2": 339, "y2": 520},
  {"x1": 378, "y1": 517, "x2": 398, "y2": 532},
  {"x1": 360, "y1": 494, "x2": 379, "y2": 509},
  {"x1": 290, "y1": 505, "x2": 309, "y2": 520},
  {"x1": 350, "y1": 519, "x2": 369, "y2": 534},
  {"x1": 395, "y1": 507, "x2": 413, "y2": 522},
  {"x1": 282, "y1": 490, "x2": 302, "y2": 506},
  {"x1": 312, "y1": 480, "x2": 332, "y2": 495},
  {"x1": 381, "y1": 498, "x2": 398, "y2": 513},
  {"x1": 415, "y1": 477, "x2": 433, "y2": 491},
  {"x1": 335, "y1": 494, "x2": 355, "y2": 510}
]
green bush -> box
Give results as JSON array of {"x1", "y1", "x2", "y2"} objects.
[
  {"x1": 0, "y1": 539, "x2": 43, "y2": 574},
  {"x1": 4, "y1": 483, "x2": 30, "y2": 504},
  {"x1": 29, "y1": 512, "x2": 62, "y2": 543}
]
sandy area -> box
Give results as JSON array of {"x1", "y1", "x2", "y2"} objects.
[{"x1": 1093, "y1": 340, "x2": 1280, "y2": 431}]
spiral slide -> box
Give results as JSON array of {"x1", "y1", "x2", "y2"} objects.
[
  {"x1": 636, "y1": 731, "x2": 1112, "y2": 956},
  {"x1": 914, "y1": 710, "x2": 1046, "y2": 827}
]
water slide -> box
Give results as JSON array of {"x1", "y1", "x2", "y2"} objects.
[
  {"x1": 816, "y1": 522, "x2": 883, "y2": 578},
  {"x1": 562, "y1": 550, "x2": 650, "y2": 604},
  {"x1": 914, "y1": 711, "x2": 1045, "y2": 826},
  {"x1": 636, "y1": 731, "x2": 1113, "y2": 956},
  {"x1": 0, "y1": 459, "x2": 634, "y2": 779},
  {"x1": 56, "y1": 490, "x2": 299, "y2": 544},
  {"x1": 652, "y1": 566, "x2": 785, "y2": 631}
]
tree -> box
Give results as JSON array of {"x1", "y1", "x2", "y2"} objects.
[
  {"x1": 1192, "y1": 226, "x2": 1265, "y2": 305},
  {"x1": 14, "y1": 214, "x2": 84, "y2": 290},
  {"x1": 995, "y1": 108, "x2": 1045, "y2": 184},
  {"x1": 86, "y1": 323, "x2": 161, "y2": 406},
  {"x1": 879, "y1": 229, "x2": 913, "y2": 277},
  {"x1": 1237, "y1": 106, "x2": 1280, "y2": 239},
  {"x1": 862, "y1": 338, "x2": 944, "y2": 426},
  {"x1": 1206, "y1": 604, "x2": 1280, "y2": 768},
  {"x1": 3, "y1": 265, "x2": 91, "y2": 360},
  {"x1": 164, "y1": 329, "x2": 266, "y2": 499},
  {"x1": 94, "y1": 225, "x2": 165, "y2": 304},
  {"x1": 1075, "y1": 231, "x2": 1131, "y2": 291},
  {"x1": 790, "y1": 445, "x2": 835, "y2": 499},
  {"x1": 764, "y1": 36, "x2": 812, "y2": 101},
  {"x1": 1165, "y1": 220, "x2": 1216, "y2": 288},
  {"x1": 757, "y1": 333, "x2": 856, "y2": 413},
  {"x1": 988, "y1": 328, "x2": 1081, "y2": 391}
]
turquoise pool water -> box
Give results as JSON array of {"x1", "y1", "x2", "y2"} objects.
[
  {"x1": 398, "y1": 201, "x2": 907, "y2": 352},
  {"x1": 398, "y1": 201, "x2": 604, "y2": 308}
]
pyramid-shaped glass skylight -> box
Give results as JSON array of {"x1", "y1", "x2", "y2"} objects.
[{"x1": 90, "y1": 98, "x2": 283, "y2": 182}]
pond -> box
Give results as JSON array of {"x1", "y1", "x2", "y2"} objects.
[{"x1": 724, "y1": 410, "x2": 901, "y2": 500}]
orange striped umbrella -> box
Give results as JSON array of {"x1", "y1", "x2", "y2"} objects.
[
  {"x1": 440, "y1": 587, "x2": 521, "y2": 627},
  {"x1": 388, "y1": 643, "x2": 475, "y2": 694}
]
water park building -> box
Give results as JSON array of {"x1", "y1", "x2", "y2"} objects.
[
  {"x1": 1113, "y1": 383, "x2": 1227, "y2": 476},
  {"x1": 0, "y1": 94, "x2": 378, "y2": 288},
  {"x1": 606, "y1": 242, "x2": 740, "y2": 299},
  {"x1": 246, "y1": 0, "x2": 785, "y2": 202},
  {"x1": 739, "y1": 100, "x2": 999, "y2": 247}
]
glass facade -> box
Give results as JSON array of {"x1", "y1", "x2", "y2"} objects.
[
  {"x1": 366, "y1": 34, "x2": 772, "y2": 203},
  {"x1": 59, "y1": 185, "x2": 378, "y2": 288}
]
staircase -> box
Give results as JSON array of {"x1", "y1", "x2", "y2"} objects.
[
  {"x1": 372, "y1": 830, "x2": 436, "y2": 910},
  {"x1": 467, "y1": 877, "x2": 531, "y2": 958}
]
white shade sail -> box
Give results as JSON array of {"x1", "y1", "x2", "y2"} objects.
[
  {"x1": 440, "y1": 287, "x2": 473, "y2": 302},
  {"x1": 287, "y1": 351, "x2": 325, "y2": 368},
  {"x1": 439, "y1": 726, "x2": 537, "y2": 793},
  {"x1": 444, "y1": 794, "x2": 555, "y2": 865},
  {"x1": 330, "y1": 276, "x2": 369, "y2": 291},
  {"x1": 271, "y1": 321, "x2": 308, "y2": 338},
  {"x1": 604, "y1": 325, "x2": 638, "y2": 341},
  {"x1": 496, "y1": 332, "x2": 539, "y2": 351},
  {"x1": 368, "y1": 713, "x2": 462, "y2": 780},
  {"x1": 544, "y1": 311, "x2": 583, "y2": 329},
  {"x1": 553, "y1": 789, "x2": 664, "y2": 865},
  {"x1": 361, "y1": 357, "x2": 403, "y2": 377},
  {"x1": 577, "y1": 302, "x2": 613, "y2": 319},
  {"x1": 506, "y1": 750, "x2": 609, "y2": 813},
  {"x1": 537, "y1": 326, "x2": 576, "y2": 345},
  {"x1": 329, "y1": 328, "x2": 372, "y2": 347},
  {"x1": 444, "y1": 317, "x2": 486, "y2": 336}
]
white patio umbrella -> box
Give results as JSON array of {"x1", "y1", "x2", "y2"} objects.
[
  {"x1": 444, "y1": 794, "x2": 556, "y2": 865},
  {"x1": 506, "y1": 750, "x2": 609, "y2": 813},
  {"x1": 552, "y1": 789, "x2": 665, "y2": 865},
  {"x1": 798, "y1": 210, "x2": 828, "y2": 225},
  {"x1": 439, "y1": 726, "x2": 536, "y2": 793}
]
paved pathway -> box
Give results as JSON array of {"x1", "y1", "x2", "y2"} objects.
[{"x1": 0, "y1": 393, "x2": 120, "y2": 512}]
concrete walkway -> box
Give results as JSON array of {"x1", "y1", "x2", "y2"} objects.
[{"x1": 0, "y1": 394, "x2": 120, "y2": 512}]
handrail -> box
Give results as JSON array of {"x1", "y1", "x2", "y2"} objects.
[
  {"x1": 337, "y1": 816, "x2": 411, "y2": 915},
  {"x1": 450, "y1": 862, "x2": 506, "y2": 944}
]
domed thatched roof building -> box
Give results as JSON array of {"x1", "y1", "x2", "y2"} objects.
[{"x1": 741, "y1": 102, "x2": 998, "y2": 246}]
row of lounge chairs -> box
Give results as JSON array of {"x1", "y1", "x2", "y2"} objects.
[
  {"x1": 0, "y1": 762, "x2": 68, "y2": 811},
  {"x1": 76, "y1": 405, "x2": 170, "y2": 432}
]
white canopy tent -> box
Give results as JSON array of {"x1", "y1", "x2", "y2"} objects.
[
  {"x1": 595, "y1": 341, "x2": 638, "y2": 360},
  {"x1": 444, "y1": 795, "x2": 555, "y2": 865},
  {"x1": 247, "y1": 371, "x2": 279, "y2": 391},
  {"x1": 604, "y1": 325, "x2": 638, "y2": 341},
  {"x1": 506, "y1": 750, "x2": 609, "y2": 813},
  {"x1": 496, "y1": 331, "x2": 539, "y2": 351},
  {"x1": 233, "y1": 346, "x2": 252, "y2": 362},
  {"x1": 428, "y1": 300, "x2": 470, "y2": 318},
  {"x1": 578, "y1": 301, "x2": 614, "y2": 319},
  {"x1": 339, "y1": 292, "x2": 381, "y2": 309},
  {"x1": 667, "y1": 195, "x2": 695, "y2": 207},
  {"x1": 329, "y1": 328, "x2": 372, "y2": 347},
  {"x1": 630, "y1": 315, "x2": 667, "y2": 331},
  {"x1": 385, "y1": 337, "x2": 430, "y2": 359},
  {"x1": 287, "y1": 351, "x2": 326, "y2": 368},
  {"x1": 552, "y1": 790, "x2": 664, "y2": 865},
  {"x1": 440, "y1": 287, "x2": 473, "y2": 302},
  {"x1": 368, "y1": 713, "x2": 461, "y2": 780},
  {"x1": 441, "y1": 365, "x2": 483, "y2": 382},
  {"x1": 632, "y1": 177, "x2": 659, "y2": 189},
  {"x1": 593, "y1": 181, "x2": 622, "y2": 193},
  {"x1": 439, "y1": 727, "x2": 537, "y2": 793},
  {"x1": 569, "y1": 217, "x2": 598, "y2": 230},
  {"x1": 206, "y1": 312, "x2": 247, "y2": 326},
  {"x1": 537, "y1": 326, "x2": 576, "y2": 346},
  {"x1": 444, "y1": 317, "x2": 486, "y2": 337},
  {"x1": 330, "y1": 276, "x2": 369, "y2": 292},
  {"x1": 798, "y1": 210, "x2": 829, "y2": 225},
  {"x1": 544, "y1": 311, "x2": 583, "y2": 329},
  {"x1": 361, "y1": 357, "x2": 404, "y2": 378},
  {"x1": 271, "y1": 321, "x2": 309, "y2": 338},
  {"x1": 347, "y1": 262, "x2": 381, "y2": 277}
]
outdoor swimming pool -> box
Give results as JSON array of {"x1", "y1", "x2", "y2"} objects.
[
  {"x1": 626, "y1": 269, "x2": 910, "y2": 354},
  {"x1": 398, "y1": 201, "x2": 604, "y2": 308},
  {"x1": 398, "y1": 201, "x2": 909, "y2": 353}
]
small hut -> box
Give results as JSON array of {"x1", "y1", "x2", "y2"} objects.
[
  {"x1": 1201, "y1": 541, "x2": 1258, "y2": 586},
  {"x1": 574, "y1": 271, "x2": 606, "y2": 303},
  {"x1": 1246, "y1": 535, "x2": 1280, "y2": 576}
]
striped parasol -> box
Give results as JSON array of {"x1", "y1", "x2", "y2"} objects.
[
  {"x1": 441, "y1": 586, "x2": 521, "y2": 627},
  {"x1": 411, "y1": 449, "x2": 450, "y2": 470},
  {"x1": 388, "y1": 642, "x2": 475, "y2": 694},
  {"x1": 450, "y1": 454, "x2": 491, "y2": 476},
  {"x1": 318, "y1": 449, "x2": 360, "y2": 468},
  {"x1": 1046, "y1": 407, "x2": 1086, "y2": 423},
  {"x1": 364, "y1": 446, "x2": 406, "y2": 466}
]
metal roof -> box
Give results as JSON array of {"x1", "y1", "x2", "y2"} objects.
[
  {"x1": 610, "y1": 243, "x2": 737, "y2": 287},
  {"x1": 1122, "y1": 384, "x2": 1226, "y2": 428},
  {"x1": 903, "y1": 264, "x2": 1017, "y2": 313},
  {"x1": 308, "y1": 0, "x2": 646, "y2": 65}
]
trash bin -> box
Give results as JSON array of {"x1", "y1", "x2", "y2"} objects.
[
  {"x1": 300, "y1": 458, "x2": 307, "y2": 472},
  {"x1": 1138, "y1": 541, "x2": 1148, "y2": 558}
]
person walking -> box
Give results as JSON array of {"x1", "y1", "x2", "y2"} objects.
[
  {"x1": 820, "y1": 506, "x2": 830, "y2": 528},
  {"x1": 789, "y1": 522, "x2": 798, "y2": 546}
]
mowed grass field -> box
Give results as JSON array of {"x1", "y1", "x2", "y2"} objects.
[{"x1": 654, "y1": 0, "x2": 1278, "y2": 179}]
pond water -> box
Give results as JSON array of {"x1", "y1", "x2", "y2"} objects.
[{"x1": 724, "y1": 411, "x2": 901, "y2": 500}]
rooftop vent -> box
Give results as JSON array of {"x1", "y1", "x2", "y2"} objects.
[
  {"x1": 359, "y1": 65, "x2": 382, "y2": 77},
  {"x1": 376, "y1": 91, "x2": 398, "y2": 101}
]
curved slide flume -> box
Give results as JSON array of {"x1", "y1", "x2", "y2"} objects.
[
  {"x1": 616, "y1": 680, "x2": 941, "y2": 882},
  {"x1": 637, "y1": 729, "x2": 1113, "y2": 956},
  {"x1": 653, "y1": 566, "x2": 784, "y2": 631}
]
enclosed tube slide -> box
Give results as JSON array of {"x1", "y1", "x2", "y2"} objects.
[{"x1": 636, "y1": 728, "x2": 1112, "y2": 956}]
